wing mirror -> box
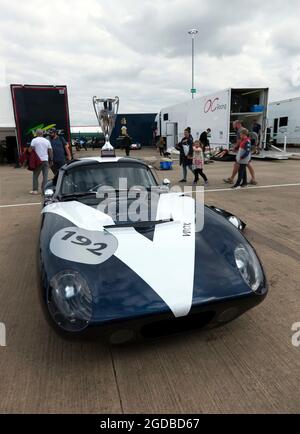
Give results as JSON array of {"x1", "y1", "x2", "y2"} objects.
[
  {"x1": 157, "y1": 179, "x2": 171, "y2": 193},
  {"x1": 44, "y1": 188, "x2": 54, "y2": 199},
  {"x1": 228, "y1": 216, "x2": 243, "y2": 230},
  {"x1": 209, "y1": 206, "x2": 246, "y2": 231}
]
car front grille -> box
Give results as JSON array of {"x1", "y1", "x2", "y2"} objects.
[{"x1": 140, "y1": 311, "x2": 215, "y2": 339}]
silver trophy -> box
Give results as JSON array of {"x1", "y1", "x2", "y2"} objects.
[{"x1": 93, "y1": 96, "x2": 119, "y2": 157}]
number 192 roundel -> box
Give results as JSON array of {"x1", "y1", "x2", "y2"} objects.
[
  {"x1": 50, "y1": 227, "x2": 118, "y2": 265},
  {"x1": 38, "y1": 156, "x2": 268, "y2": 344}
]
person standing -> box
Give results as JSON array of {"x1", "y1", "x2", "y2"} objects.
[
  {"x1": 192, "y1": 141, "x2": 209, "y2": 186},
  {"x1": 252, "y1": 119, "x2": 261, "y2": 135},
  {"x1": 29, "y1": 129, "x2": 53, "y2": 195},
  {"x1": 79, "y1": 137, "x2": 88, "y2": 151},
  {"x1": 176, "y1": 129, "x2": 194, "y2": 182},
  {"x1": 200, "y1": 128, "x2": 211, "y2": 149},
  {"x1": 251, "y1": 119, "x2": 261, "y2": 152},
  {"x1": 249, "y1": 130, "x2": 259, "y2": 154},
  {"x1": 231, "y1": 128, "x2": 251, "y2": 189},
  {"x1": 49, "y1": 129, "x2": 71, "y2": 175},
  {"x1": 157, "y1": 137, "x2": 165, "y2": 157},
  {"x1": 186, "y1": 127, "x2": 194, "y2": 141},
  {"x1": 122, "y1": 133, "x2": 132, "y2": 157},
  {"x1": 223, "y1": 120, "x2": 257, "y2": 185}
]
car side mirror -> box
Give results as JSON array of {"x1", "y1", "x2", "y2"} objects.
[
  {"x1": 228, "y1": 216, "x2": 241, "y2": 229},
  {"x1": 209, "y1": 206, "x2": 246, "y2": 231},
  {"x1": 163, "y1": 178, "x2": 171, "y2": 186}
]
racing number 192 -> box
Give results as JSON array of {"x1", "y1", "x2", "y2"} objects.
[{"x1": 61, "y1": 231, "x2": 107, "y2": 256}]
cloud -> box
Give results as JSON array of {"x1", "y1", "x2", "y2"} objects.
[
  {"x1": 0, "y1": 0, "x2": 300, "y2": 123},
  {"x1": 97, "y1": 0, "x2": 260, "y2": 58}
]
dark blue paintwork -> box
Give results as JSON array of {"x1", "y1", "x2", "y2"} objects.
[
  {"x1": 39, "y1": 158, "x2": 268, "y2": 339},
  {"x1": 39, "y1": 206, "x2": 266, "y2": 326}
]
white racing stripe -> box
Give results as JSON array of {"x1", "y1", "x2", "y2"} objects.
[
  {"x1": 107, "y1": 194, "x2": 196, "y2": 317},
  {"x1": 42, "y1": 201, "x2": 114, "y2": 230}
]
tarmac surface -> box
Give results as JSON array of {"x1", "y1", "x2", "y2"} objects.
[{"x1": 0, "y1": 147, "x2": 299, "y2": 414}]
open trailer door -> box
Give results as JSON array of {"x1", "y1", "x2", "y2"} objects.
[
  {"x1": 166, "y1": 122, "x2": 178, "y2": 152},
  {"x1": 10, "y1": 84, "x2": 71, "y2": 155}
]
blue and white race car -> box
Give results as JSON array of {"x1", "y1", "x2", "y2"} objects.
[{"x1": 39, "y1": 156, "x2": 267, "y2": 343}]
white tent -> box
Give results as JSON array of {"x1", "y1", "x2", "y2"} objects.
[{"x1": 70, "y1": 126, "x2": 102, "y2": 135}]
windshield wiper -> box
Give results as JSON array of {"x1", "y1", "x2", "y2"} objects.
[
  {"x1": 104, "y1": 218, "x2": 174, "y2": 229},
  {"x1": 60, "y1": 192, "x2": 97, "y2": 200}
]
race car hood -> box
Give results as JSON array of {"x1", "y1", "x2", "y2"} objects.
[{"x1": 40, "y1": 194, "x2": 258, "y2": 324}]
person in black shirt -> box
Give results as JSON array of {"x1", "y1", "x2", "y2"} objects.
[
  {"x1": 122, "y1": 133, "x2": 132, "y2": 157},
  {"x1": 252, "y1": 120, "x2": 261, "y2": 135},
  {"x1": 200, "y1": 128, "x2": 211, "y2": 149},
  {"x1": 49, "y1": 129, "x2": 71, "y2": 175},
  {"x1": 186, "y1": 127, "x2": 194, "y2": 141},
  {"x1": 176, "y1": 129, "x2": 194, "y2": 182}
]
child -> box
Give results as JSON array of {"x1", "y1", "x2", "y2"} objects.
[
  {"x1": 231, "y1": 128, "x2": 251, "y2": 189},
  {"x1": 192, "y1": 140, "x2": 209, "y2": 186}
]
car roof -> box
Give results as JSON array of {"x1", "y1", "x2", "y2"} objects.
[{"x1": 62, "y1": 156, "x2": 150, "y2": 171}]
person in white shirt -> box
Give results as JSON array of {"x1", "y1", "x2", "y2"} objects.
[{"x1": 29, "y1": 129, "x2": 53, "y2": 195}]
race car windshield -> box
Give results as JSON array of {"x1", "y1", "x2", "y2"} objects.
[{"x1": 61, "y1": 163, "x2": 157, "y2": 195}]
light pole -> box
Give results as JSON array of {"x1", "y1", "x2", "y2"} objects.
[{"x1": 188, "y1": 29, "x2": 198, "y2": 99}]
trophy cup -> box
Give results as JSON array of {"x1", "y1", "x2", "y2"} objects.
[{"x1": 93, "y1": 96, "x2": 119, "y2": 157}]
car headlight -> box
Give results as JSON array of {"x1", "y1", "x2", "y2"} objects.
[
  {"x1": 234, "y1": 244, "x2": 264, "y2": 292},
  {"x1": 49, "y1": 270, "x2": 92, "y2": 332}
]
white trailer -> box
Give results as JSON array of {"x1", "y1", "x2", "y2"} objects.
[
  {"x1": 156, "y1": 87, "x2": 292, "y2": 160},
  {"x1": 268, "y1": 97, "x2": 300, "y2": 146},
  {"x1": 157, "y1": 88, "x2": 269, "y2": 150}
]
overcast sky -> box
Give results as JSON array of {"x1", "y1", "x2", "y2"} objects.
[{"x1": 1, "y1": 0, "x2": 300, "y2": 125}]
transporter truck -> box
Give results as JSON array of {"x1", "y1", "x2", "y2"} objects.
[
  {"x1": 156, "y1": 88, "x2": 270, "y2": 155},
  {"x1": 10, "y1": 84, "x2": 71, "y2": 156}
]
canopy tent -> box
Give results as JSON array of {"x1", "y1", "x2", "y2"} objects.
[{"x1": 70, "y1": 126, "x2": 102, "y2": 138}]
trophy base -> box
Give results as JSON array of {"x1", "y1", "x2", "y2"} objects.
[{"x1": 101, "y1": 149, "x2": 116, "y2": 158}]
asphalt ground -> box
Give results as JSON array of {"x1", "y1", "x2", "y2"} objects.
[{"x1": 0, "y1": 147, "x2": 299, "y2": 413}]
